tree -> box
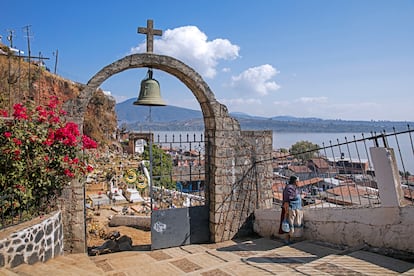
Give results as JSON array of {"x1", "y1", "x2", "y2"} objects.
[
  {"x1": 279, "y1": 148, "x2": 288, "y2": 153},
  {"x1": 143, "y1": 143, "x2": 174, "y2": 189},
  {"x1": 290, "y1": 140, "x2": 320, "y2": 163}
]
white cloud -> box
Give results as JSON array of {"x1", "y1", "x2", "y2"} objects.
[
  {"x1": 230, "y1": 64, "x2": 280, "y2": 96},
  {"x1": 273, "y1": 100, "x2": 290, "y2": 106},
  {"x1": 112, "y1": 94, "x2": 129, "y2": 103},
  {"x1": 220, "y1": 97, "x2": 261, "y2": 105},
  {"x1": 130, "y1": 26, "x2": 240, "y2": 79},
  {"x1": 297, "y1": 97, "x2": 328, "y2": 104}
]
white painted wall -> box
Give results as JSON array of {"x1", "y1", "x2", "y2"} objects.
[{"x1": 254, "y1": 206, "x2": 414, "y2": 253}]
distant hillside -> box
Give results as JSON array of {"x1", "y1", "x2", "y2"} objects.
[
  {"x1": 116, "y1": 98, "x2": 413, "y2": 133},
  {"x1": 116, "y1": 98, "x2": 202, "y2": 124},
  {"x1": 0, "y1": 43, "x2": 118, "y2": 148}
]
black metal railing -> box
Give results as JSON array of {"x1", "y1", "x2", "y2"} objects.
[
  {"x1": 152, "y1": 132, "x2": 207, "y2": 209},
  {"x1": 273, "y1": 125, "x2": 414, "y2": 208}
]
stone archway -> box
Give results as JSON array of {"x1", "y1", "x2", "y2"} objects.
[
  {"x1": 64, "y1": 53, "x2": 239, "y2": 133},
  {"x1": 62, "y1": 53, "x2": 274, "y2": 253}
]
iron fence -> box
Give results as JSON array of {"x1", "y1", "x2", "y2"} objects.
[
  {"x1": 151, "y1": 132, "x2": 207, "y2": 209},
  {"x1": 273, "y1": 125, "x2": 414, "y2": 208}
]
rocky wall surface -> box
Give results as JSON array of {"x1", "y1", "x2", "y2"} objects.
[
  {"x1": 0, "y1": 211, "x2": 63, "y2": 268},
  {"x1": 60, "y1": 179, "x2": 86, "y2": 254},
  {"x1": 209, "y1": 130, "x2": 274, "y2": 242}
]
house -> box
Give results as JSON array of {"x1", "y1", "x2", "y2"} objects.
[
  {"x1": 286, "y1": 165, "x2": 313, "y2": 180},
  {"x1": 324, "y1": 183, "x2": 380, "y2": 206},
  {"x1": 308, "y1": 157, "x2": 338, "y2": 178},
  {"x1": 272, "y1": 150, "x2": 293, "y2": 173},
  {"x1": 326, "y1": 156, "x2": 369, "y2": 175}
]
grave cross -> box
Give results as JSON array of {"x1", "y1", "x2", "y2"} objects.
[{"x1": 137, "y1": 19, "x2": 162, "y2": 53}]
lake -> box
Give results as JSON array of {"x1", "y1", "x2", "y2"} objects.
[{"x1": 153, "y1": 131, "x2": 414, "y2": 173}]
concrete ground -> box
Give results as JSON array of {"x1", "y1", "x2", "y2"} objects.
[{"x1": 3, "y1": 237, "x2": 414, "y2": 275}]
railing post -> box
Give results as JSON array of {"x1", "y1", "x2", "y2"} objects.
[{"x1": 369, "y1": 147, "x2": 404, "y2": 207}]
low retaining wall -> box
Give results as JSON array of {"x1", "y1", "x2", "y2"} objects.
[
  {"x1": 254, "y1": 206, "x2": 414, "y2": 254},
  {"x1": 0, "y1": 211, "x2": 64, "y2": 268}
]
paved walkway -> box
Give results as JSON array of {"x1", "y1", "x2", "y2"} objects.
[{"x1": 3, "y1": 237, "x2": 414, "y2": 275}]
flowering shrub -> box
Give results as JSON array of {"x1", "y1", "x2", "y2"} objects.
[{"x1": 0, "y1": 97, "x2": 97, "y2": 224}]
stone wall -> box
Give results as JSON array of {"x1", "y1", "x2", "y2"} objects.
[
  {"x1": 253, "y1": 206, "x2": 414, "y2": 254},
  {"x1": 60, "y1": 179, "x2": 86, "y2": 254},
  {"x1": 0, "y1": 211, "x2": 63, "y2": 268},
  {"x1": 208, "y1": 130, "x2": 274, "y2": 242},
  {"x1": 64, "y1": 53, "x2": 275, "y2": 249}
]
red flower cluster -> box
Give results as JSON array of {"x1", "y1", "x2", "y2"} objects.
[
  {"x1": 12, "y1": 103, "x2": 28, "y2": 120},
  {"x1": 0, "y1": 97, "x2": 99, "y2": 202},
  {"x1": 55, "y1": 122, "x2": 80, "y2": 146},
  {"x1": 82, "y1": 134, "x2": 98, "y2": 149}
]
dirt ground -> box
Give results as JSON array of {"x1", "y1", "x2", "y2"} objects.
[{"x1": 86, "y1": 207, "x2": 151, "y2": 248}]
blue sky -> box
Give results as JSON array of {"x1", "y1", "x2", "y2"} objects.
[{"x1": 2, "y1": 0, "x2": 414, "y2": 121}]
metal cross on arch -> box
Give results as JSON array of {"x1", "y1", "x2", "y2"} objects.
[{"x1": 137, "y1": 19, "x2": 162, "y2": 53}]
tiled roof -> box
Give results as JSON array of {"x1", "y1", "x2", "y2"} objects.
[{"x1": 288, "y1": 165, "x2": 312, "y2": 173}]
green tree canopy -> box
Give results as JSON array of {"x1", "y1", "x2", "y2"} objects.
[
  {"x1": 290, "y1": 140, "x2": 320, "y2": 163},
  {"x1": 143, "y1": 143, "x2": 174, "y2": 189}
]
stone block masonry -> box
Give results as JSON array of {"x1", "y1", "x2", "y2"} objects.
[
  {"x1": 63, "y1": 53, "x2": 274, "y2": 250},
  {"x1": 208, "y1": 130, "x2": 274, "y2": 242},
  {"x1": 0, "y1": 211, "x2": 63, "y2": 268}
]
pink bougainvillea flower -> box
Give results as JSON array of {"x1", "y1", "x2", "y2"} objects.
[
  {"x1": 1, "y1": 100, "x2": 99, "y2": 222},
  {"x1": 49, "y1": 96, "x2": 59, "y2": 108},
  {"x1": 36, "y1": 106, "x2": 48, "y2": 122},
  {"x1": 0, "y1": 110, "x2": 8, "y2": 117},
  {"x1": 64, "y1": 169, "x2": 75, "y2": 178},
  {"x1": 12, "y1": 138, "x2": 22, "y2": 146},
  {"x1": 12, "y1": 103, "x2": 29, "y2": 120},
  {"x1": 55, "y1": 122, "x2": 80, "y2": 146},
  {"x1": 82, "y1": 135, "x2": 98, "y2": 149},
  {"x1": 63, "y1": 155, "x2": 70, "y2": 163}
]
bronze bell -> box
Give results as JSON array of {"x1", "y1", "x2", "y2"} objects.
[{"x1": 133, "y1": 69, "x2": 166, "y2": 106}]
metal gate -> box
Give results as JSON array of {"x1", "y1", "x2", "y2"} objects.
[{"x1": 149, "y1": 133, "x2": 210, "y2": 250}]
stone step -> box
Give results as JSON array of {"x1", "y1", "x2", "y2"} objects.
[
  {"x1": 295, "y1": 250, "x2": 414, "y2": 276},
  {"x1": 348, "y1": 250, "x2": 414, "y2": 274},
  {"x1": 238, "y1": 240, "x2": 342, "y2": 275},
  {"x1": 10, "y1": 254, "x2": 103, "y2": 276},
  {"x1": 402, "y1": 268, "x2": 414, "y2": 276},
  {"x1": 0, "y1": 267, "x2": 19, "y2": 275},
  {"x1": 46, "y1": 254, "x2": 105, "y2": 274},
  {"x1": 3, "y1": 238, "x2": 413, "y2": 275}
]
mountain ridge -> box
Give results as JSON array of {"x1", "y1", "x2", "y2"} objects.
[{"x1": 116, "y1": 98, "x2": 413, "y2": 133}]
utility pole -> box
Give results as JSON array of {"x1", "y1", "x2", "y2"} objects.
[
  {"x1": 37, "y1": 51, "x2": 42, "y2": 103},
  {"x1": 7, "y1": 30, "x2": 14, "y2": 48},
  {"x1": 53, "y1": 49, "x2": 58, "y2": 75},
  {"x1": 7, "y1": 30, "x2": 14, "y2": 114},
  {"x1": 23, "y1": 25, "x2": 32, "y2": 98}
]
